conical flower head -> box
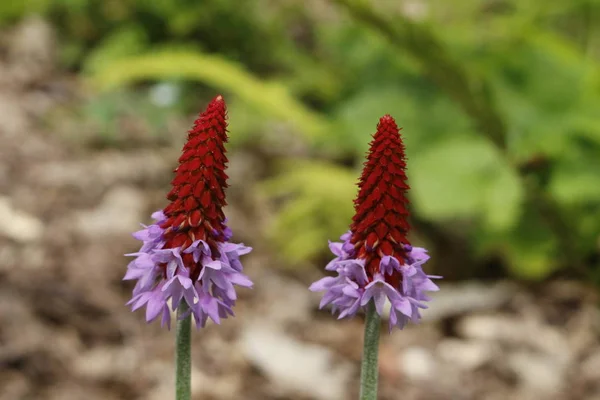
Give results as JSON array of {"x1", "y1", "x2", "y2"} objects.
[
  {"x1": 350, "y1": 115, "x2": 411, "y2": 285},
  {"x1": 310, "y1": 115, "x2": 440, "y2": 332},
  {"x1": 123, "y1": 96, "x2": 253, "y2": 329},
  {"x1": 162, "y1": 95, "x2": 230, "y2": 280}
]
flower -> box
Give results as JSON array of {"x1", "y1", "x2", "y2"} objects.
[
  {"x1": 309, "y1": 115, "x2": 440, "y2": 331},
  {"x1": 124, "y1": 95, "x2": 253, "y2": 329}
]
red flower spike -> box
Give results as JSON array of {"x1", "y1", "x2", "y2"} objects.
[
  {"x1": 160, "y1": 95, "x2": 229, "y2": 279},
  {"x1": 310, "y1": 115, "x2": 439, "y2": 331},
  {"x1": 349, "y1": 115, "x2": 411, "y2": 280}
]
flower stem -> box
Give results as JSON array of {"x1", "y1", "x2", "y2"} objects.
[
  {"x1": 176, "y1": 302, "x2": 192, "y2": 400},
  {"x1": 359, "y1": 300, "x2": 381, "y2": 400}
]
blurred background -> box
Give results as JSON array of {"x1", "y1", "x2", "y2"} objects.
[{"x1": 1, "y1": 0, "x2": 599, "y2": 399}]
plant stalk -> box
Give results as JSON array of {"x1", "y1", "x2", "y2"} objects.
[
  {"x1": 359, "y1": 300, "x2": 381, "y2": 400},
  {"x1": 176, "y1": 302, "x2": 192, "y2": 400}
]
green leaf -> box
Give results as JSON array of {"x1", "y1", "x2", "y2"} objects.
[
  {"x1": 0, "y1": 0, "x2": 50, "y2": 24},
  {"x1": 504, "y1": 206, "x2": 558, "y2": 280},
  {"x1": 333, "y1": 89, "x2": 418, "y2": 154},
  {"x1": 482, "y1": 163, "x2": 524, "y2": 231},
  {"x1": 83, "y1": 24, "x2": 148, "y2": 74},
  {"x1": 493, "y1": 81, "x2": 572, "y2": 159},
  {"x1": 410, "y1": 136, "x2": 523, "y2": 231},
  {"x1": 550, "y1": 149, "x2": 600, "y2": 206},
  {"x1": 332, "y1": 87, "x2": 473, "y2": 155}
]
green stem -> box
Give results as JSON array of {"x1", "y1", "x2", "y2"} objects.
[
  {"x1": 359, "y1": 301, "x2": 381, "y2": 400},
  {"x1": 175, "y1": 302, "x2": 192, "y2": 400}
]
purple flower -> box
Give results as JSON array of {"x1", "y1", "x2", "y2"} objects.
[
  {"x1": 310, "y1": 115, "x2": 440, "y2": 332},
  {"x1": 310, "y1": 235, "x2": 440, "y2": 332},
  {"x1": 124, "y1": 211, "x2": 253, "y2": 329},
  {"x1": 125, "y1": 97, "x2": 253, "y2": 330}
]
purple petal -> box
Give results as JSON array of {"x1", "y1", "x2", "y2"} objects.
[
  {"x1": 198, "y1": 294, "x2": 221, "y2": 324},
  {"x1": 127, "y1": 292, "x2": 150, "y2": 310},
  {"x1": 342, "y1": 241, "x2": 355, "y2": 255},
  {"x1": 151, "y1": 210, "x2": 166, "y2": 222},
  {"x1": 319, "y1": 290, "x2": 338, "y2": 308},
  {"x1": 392, "y1": 297, "x2": 413, "y2": 317},
  {"x1": 123, "y1": 265, "x2": 146, "y2": 280},
  {"x1": 205, "y1": 260, "x2": 222, "y2": 271},
  {"x1": 228, "y1": 272, "x2": 253, "y2": 288},
  {"x1": 380, "y1": 255, "x2": 400, "y2": 275},
  {"x1": 328, "y1": 241, "x2": 343, "y2": 257},
  {"x1": 309, "y1": 276, "x2": 337, "y2": 292},
  {"x1": 161, "y1": 307, "x2": 171, "y2": 329},
  {"x1": 145, "y1": 292, "x2": 165, "y2": 322},
  {"x1": 419, "y1": 279, "x2": 440, "y2": 292},
  {"x1": 325, "y1": 258, "x2": 342, "y2": 271}
]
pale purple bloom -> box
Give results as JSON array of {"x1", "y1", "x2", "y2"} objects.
[
  {"x1": 310, "y1": 231, "x2": 440, "y2": 332},
  {"x1": 124, "y1": 210, "x2": 253, "y2": 329}
]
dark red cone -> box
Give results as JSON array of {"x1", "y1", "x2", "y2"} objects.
[
  {"x1": 349, "y1": 115, "x2": 411, "y2": 282},
  {"x1": 160, "y1": 95, "x2": 229, "y2": 278}
]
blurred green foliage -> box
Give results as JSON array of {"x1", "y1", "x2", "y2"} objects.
[
  {"x1": 5, "y1": 0, "x2": 599, "y2": 279},
  {"x1": 261, "y1": 160, "x2": 356, "y2": 263},
  {"x1": 91, "y1": 50, "x2": 331, "y2": 142}
]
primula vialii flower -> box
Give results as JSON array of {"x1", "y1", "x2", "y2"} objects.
[
  {"x1": 310, "y1": 115, "x2": 440, "y2": 331},
  {"x1": 124, "y1": 95, "x2": 252, "y2": 329}
]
